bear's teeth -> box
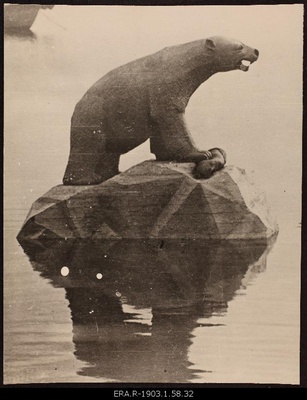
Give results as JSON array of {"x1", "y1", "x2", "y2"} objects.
[{"x1": 241, "y1": 60, "x2": 251, "y2": 67}]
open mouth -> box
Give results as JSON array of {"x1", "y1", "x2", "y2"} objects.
[{"x1": 238, "y1": 59, "x2": 252, "y2": 72}]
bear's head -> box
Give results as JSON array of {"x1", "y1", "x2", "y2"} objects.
[{"x1": 205, "y1": 36, "x2": 259, "y2": 72}]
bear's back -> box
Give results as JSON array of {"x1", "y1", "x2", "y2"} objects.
[{"x1": 85, "y1": 39, "x2": 206, "y2": 98}]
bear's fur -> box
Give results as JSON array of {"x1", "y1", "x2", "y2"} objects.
[{"x1": 63, "y1": 36, "x2": 259, "y2": 185}]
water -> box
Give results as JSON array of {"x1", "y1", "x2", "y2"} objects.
[{"x1": 4, "y1": 5, "x2": 302, "y2": 385}]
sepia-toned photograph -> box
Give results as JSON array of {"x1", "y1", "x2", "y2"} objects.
[{"x1": 3, "y1": 3, "x2": 303, "y2": 386}]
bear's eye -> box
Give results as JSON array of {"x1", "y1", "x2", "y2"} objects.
[{"x1": 237, "y1": 44, "x2": 244, "y2": 51}]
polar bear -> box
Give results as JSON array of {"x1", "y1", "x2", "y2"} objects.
[{"x1": 63, "y1": 36, "x2": 259, "y2": 185}]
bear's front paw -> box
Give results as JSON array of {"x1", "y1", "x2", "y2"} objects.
[
  {"x1": 177, "y1": 151, "x2": 213, "y2": 163},
  {"x1": 194, "y1": 160, "x2": 215, "y2": 179},
  {"x1": 193, "y1": 148, "x2": 226, "y2": 179},
  {"x1": 200, "y1": 150, "x2": 213, "y2": 160}
]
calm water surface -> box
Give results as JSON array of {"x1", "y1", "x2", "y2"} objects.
[{"x1": 4, "y1": 6, "x2": 302, "y2": 385}]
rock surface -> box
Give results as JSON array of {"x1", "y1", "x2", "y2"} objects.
[{"x1": 17, "y1": 161, "x2": 278, "y2": 242}]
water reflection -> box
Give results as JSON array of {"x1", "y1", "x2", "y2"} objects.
[
  {"x1": 4, "y1": 29, "x2": 37, "y2": 41},
  {"x1": 18, "y1": 236, "x2": 276, "y2": 382}
]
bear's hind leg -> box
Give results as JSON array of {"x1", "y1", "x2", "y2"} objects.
[
  {"x1": 94, "y1": 152, "x2": 121, "y2": 183},
  {"x1": 63, "y1": 126, "x2": 120, "y2": 185}
]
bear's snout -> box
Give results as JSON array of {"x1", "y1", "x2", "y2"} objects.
[
  {"x1": 238, "y1": 46, "x2": 259, "y2": 71},
  {"x1": 251, "y1": 48, "x2": 259, "y2": 63},
  {"x1": 247, "y1": 47, "x2": 259, "y2": 63}
]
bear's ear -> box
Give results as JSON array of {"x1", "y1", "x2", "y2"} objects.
[{"x1": 205, "y1": 39, "x2": 216, "y2": 52}]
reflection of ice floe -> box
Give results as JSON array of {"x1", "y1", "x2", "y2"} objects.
[
  {"x1": 240, "y1": 237, "x2": 276, "y2": 289},
  {"x1": 17, "y1": 235, "x2": 277, "y2": 382},
  {"x1": 4, "y1": 28, "x2": 37, "y2": 41},
  {"x1": 18, "y1": 237, "x2": 275, "y2": 308}
]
